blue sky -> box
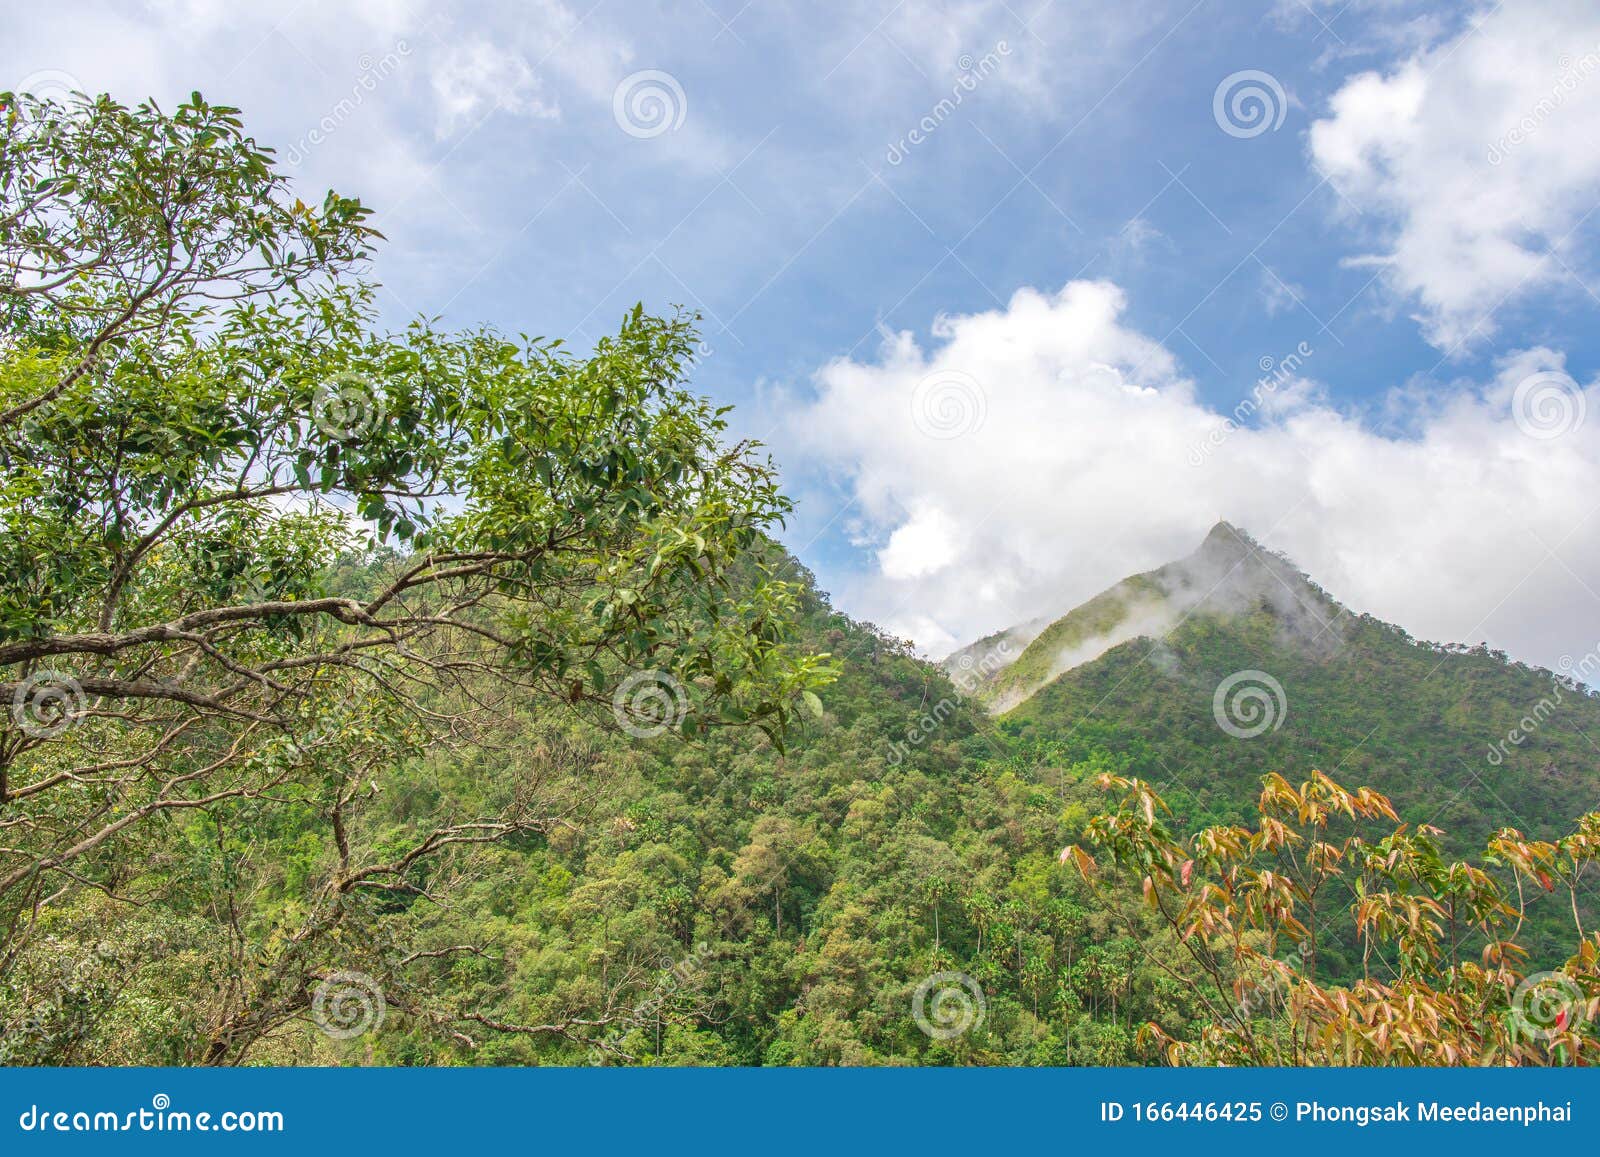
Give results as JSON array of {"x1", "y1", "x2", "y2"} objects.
[{"x1": 6, "y1": 0, "x2": 1600, "y2": 671}]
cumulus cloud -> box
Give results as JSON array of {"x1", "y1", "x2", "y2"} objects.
[
  {"x1": 784, "y1": 280, "x2": 1600, "y2": 671},
  {"x1": 1309, "y1": 0, "x2": 1600, "y2": 350}
]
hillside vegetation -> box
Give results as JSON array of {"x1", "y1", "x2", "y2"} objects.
[
  {"x1": 988, "y1": 524, "x2": 1600, "y2": 966},
  {"x1": 3, "y1": 94, "x2": 1596, "y2": 1068},
  {"x1": 999, "y1": 524, "x2": 1600, "y2": 856}
]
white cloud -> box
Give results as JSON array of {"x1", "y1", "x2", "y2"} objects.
[
  {"x1": 815, "y1": 0, "x2": 1175, "y2": 113},
  {"x1": 0, "y1": 0, "x2": 651, "y2": 307},
  {"x1": 1309, "y1": 0, "x2": 1600, "y2": 350},
  {"x1": 430, "y1": 38, "x2": 558, "y2": 139},
  {"x1": 784, "y1": 280, "x2": 1600, "y2": 673},
  {"x1": 1258, "y1": 267, "x2": 1308, "y2": 317},
  {"x1": 879, "y1": 504, "x2": 960, "y2": 579}
]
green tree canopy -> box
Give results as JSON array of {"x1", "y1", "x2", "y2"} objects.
[{"x1": 0, "y1": 91, "x2": 828, "y2": 1057}]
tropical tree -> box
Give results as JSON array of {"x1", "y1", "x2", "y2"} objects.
[
  {"x1": 1063, "y1": 770, "x2": 1600, "y2": 1065},
  {"x1": 0, "y1": 90, "x2": 828, "y2": 1060}
]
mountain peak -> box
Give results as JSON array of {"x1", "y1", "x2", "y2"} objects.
[
  {"x1": 1192, "y1": 520, "x2": 1261, "y2": 564},
  {"x1": 1201, "y1": 518, "x2": 1249, "y2": 546},
  {"x1": 1166, "y1": 522, "x2": 1320, "y2": 609},
  {"x1": 946, "y1": 521, "x2": 1341, "y2": 712}
]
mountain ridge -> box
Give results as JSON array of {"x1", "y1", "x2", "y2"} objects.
[
  {"x1": 961, "y1": 523, "x2": 1596, "y2": 839},
  {"x1": 945, "y1": 521, "x2": 1347, "y2": 712}
]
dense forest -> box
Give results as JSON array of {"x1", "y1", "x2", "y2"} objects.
[
  {"x1": 2, "y1": 542, "x2": 1190, "y2": 1065},
  {"x1": 1001, "y1": 524, "x2": 1600, "y2": 856},
  {"x1": 1, "y1": 92, "x2": 1597, "y2": 1067}
]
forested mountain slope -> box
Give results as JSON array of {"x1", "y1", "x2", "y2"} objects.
[
  {"x1": 989, "y1": 523, "x2": 1600, "y2": 848},
  {"x1": 387, "y1": 558, "x2": 1195, "y2": 1065},
  {"x1": 966, "y1": 523, "x2": 1600, "y2": 965},
  {"x1": 4, "y1": 548, "x2": 1198, "y2": 1065},
  {"x1": 5, "y1": 95, "x2": 1594, "y2": 1070}
]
